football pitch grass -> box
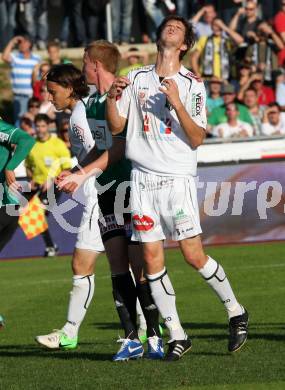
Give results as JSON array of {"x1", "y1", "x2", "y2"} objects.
[{"x1": 0, "y1": 243, "x2": 284, "y2": 390}]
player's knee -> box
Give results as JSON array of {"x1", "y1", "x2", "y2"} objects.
[{"x1": 184, "y1": 249, "x2": 207, "y2": 270}]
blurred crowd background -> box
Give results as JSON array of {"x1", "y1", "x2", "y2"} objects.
[{"x1": 1, "y1": 0, "x2": 285, "y2": 146}]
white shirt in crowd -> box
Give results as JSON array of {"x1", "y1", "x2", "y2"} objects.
[
  {"x1": 261, "y1": 113, "x2": 285, "y2": 136},
  {"x1": 212, "y1": 120, "x2": 254, "y2": 138},
  {"x1": 117, "y1": 64, "x2": 207, "y2": 177}
]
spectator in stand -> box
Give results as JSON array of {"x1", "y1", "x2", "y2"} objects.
[
  {"x1": 119, "y1": 47, "x2": 149, "y2": 76},
  {"x1": 237, "y1": 71, "x2": 275, "y2": 106},
  {"x1": 0, "y1": 0, "x2": 17, "y2": 50},
  {"x1": 273, "y1": 0, "x2": 285, "y2": 65},
  {"x1": 244, "y1": 22, "x2": 284, "y2": 83},
  {"x1": 243, "y1": 87, "x2": 264, "y2": 135},
  {"x1": 191, "y1": 4, "x2": 217, "y2": 39},
  {"x1": 32, "y1": 62, "x2": 51, "y2": 100},
  {"x1": 232, "y1": 60, "x2": 253, "y2": 91},
  {"x1": 206, "y1": 76, "x2": 224, "y2": 114},
  {"x1": 229, "y1": 1, "x2": 261, "y2": 43},
  {"x1": 274, "y1": 1, "x2": 285, "y2": 44},
  {"x1": 111, "y1": 0, "x2": 134, "y2": 44},
  {"x1": 276, "y1": 69, "x2": 285, "y2": 110},
  {"x1": 24, "y1": 0, "x2": 49, "y2": 50},
  {"x1": 142, "y1": 0, "x2": 167, "y2": 41},
  {"x1": 191, "y1": 18, "x2": 244, "y2": 79},
  {"x1": 212, "y1": 102, "x2": 254, "y2": 138},
  {"x1": 22, "y1": 97, "x2": 41, "y2": 121},
  {"x1": 85, "y1": 0, "x2": 108, "y2": 43},
  {"x1": 25, "y1": 113, "x2": 71, "y2": 257},
  {"x1": 208, "y1": 84, "x2": 253, "y2": 129},
  {"x1": 69, "y1": 0, "x2": 86, "y2": 47},
  {"x1": 261, "y1": 102, "x2": 285, "y2": 135},
  {"x1": 19, "y1": 116, "x2": 36, "y2": 137},
  {"x1": 47, "y1": 41, "x2": 69, "y2": 65},
  {"x1": 58, "y1": 118, "x2": 71, "y2": 152},
  {"x1": 2, "y1": 35, "x2": 41, "y2": 124},
  {"x1": 260, "y1": 0, "x2": 280, "y2": 21},
  {"x1": 175, "y1": 0, "x2": 189, "y2": 18},
  {"x1": 216, "y1": 0, "x2": 243, "y2": 25}
]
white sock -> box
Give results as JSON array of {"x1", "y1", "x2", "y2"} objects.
[
  {"x1": 147, "y1": 268, "x2": 185, "y2": 340},
  {"x1": 199, "y1": 257, "x2": 243, "y2": 319},
  {"x1": 136, "y1": 299, "x2": 147, "y2": 330},
  {"x1": 62, "y1": 274, "x2": 95, "y2": 339}
]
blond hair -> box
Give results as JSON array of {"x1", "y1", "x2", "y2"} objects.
[{"x1": 85, "y1": 40, "x2": 121, "y2": 74}]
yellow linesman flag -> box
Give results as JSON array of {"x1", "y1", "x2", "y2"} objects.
[{"x1": 18, "y1": 195, "x2": 48, "y2": 239}]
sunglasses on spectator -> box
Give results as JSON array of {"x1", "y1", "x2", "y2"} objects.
[{"x1": 29, "y1": 104, "x2": 40, "y2": 108}]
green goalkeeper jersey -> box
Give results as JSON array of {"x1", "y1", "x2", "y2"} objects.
[
  {"x1": 0, "y1": 119, "x2": 35, "y2": 206},
  {"x1": 85, "y1": 92, "x2": 131, "y2": 190}
]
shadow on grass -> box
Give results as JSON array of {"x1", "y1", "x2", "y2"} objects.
[{"x1": 0, "y1": 344, "x2": 112, "y2": 361}]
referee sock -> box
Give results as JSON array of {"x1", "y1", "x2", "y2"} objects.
[
  {"x1": 112, "y1": 272, "x2": 139, "y2": 340},
  {"x1": 136, "y1": 280, "x2": 161, "y2": 338},
  {"x1": 199, "y1": 257, "x2": 244, "y2": 319},
  {"x1": 146, "y1": 268, "x2": 185, "y2": 341},
  {"x1": 62, "y1": 274, "x2": 95, "y2": 339}
]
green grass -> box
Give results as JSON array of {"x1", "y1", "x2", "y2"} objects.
[{"x1": 0, "y1": 243, "x2": 284, "y2": 390}]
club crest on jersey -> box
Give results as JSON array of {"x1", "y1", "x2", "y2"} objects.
[
  {"x1": 72, "y1": 124, "x2": 85, "y2": 143},
  {"x1": 0, "y1": 131, "x2": 9, "y2": 142},
  {"x1": 186, "y1": 71, "x2": 202, "y2": 82},
  {"x1": 191, "y1": 92, "x2": 203, "y2": 117},
  {"x1": 132, "y1": 214, "x2": 154, "y2": 231}
]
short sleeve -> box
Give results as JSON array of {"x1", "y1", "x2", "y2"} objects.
[{"x1": 116, "y1": 84, "x2": 132, "y2": 119}]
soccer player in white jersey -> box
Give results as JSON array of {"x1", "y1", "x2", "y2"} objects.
[
  {"x1": 35, "y1": 64, "x2": 109, "y2": 350},
  {"x1": 106, "y1": 15, "x2": 249, "y2": 361}
]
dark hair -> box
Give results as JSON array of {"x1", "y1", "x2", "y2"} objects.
[
  {"x1": 244, "y1": 87, "x2": 257, "y2": 95},
  {"x1": 47, "y1": 40, "x2": 61, "y2": 50},
  {"x1": 46, "y1": 64, "x2": 89, "y2": 99},
  {"x1": 28, "y1": 97, "x2": 40, "y2": 108},
  {"x1": 156, "y1": 15, "x2": 195, "y2": 60},
  {"x1": 20, "y1": 117, "x2": 33, "y2": 127},
  {"x1": 35, "y1": 113, "x2": 50, "y2": 124},
  {"x1": 268, "y1": 102, "x2": 281, "y2": 111}
]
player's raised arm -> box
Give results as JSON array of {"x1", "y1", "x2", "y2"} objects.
[{"x1": 106, "y1": 76, "x2": 130, "y2": 135}]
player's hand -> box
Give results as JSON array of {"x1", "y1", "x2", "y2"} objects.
[
  {"x1": 108, "y1": 76, "x2": 130, "y2": 99},
  {"x1": 56, "y1": 171, "x2": 86, "y2": 194},
  {"x1": 55, "y1": 170, "x2": 72, "y2": 185},
  {"x1": 159, "y1": 79, "x2": 182, "y2": 111},
  {"x1": 5, "y1": 169, "x2": 22, "y2": 192},
  {"x1": 5, "y1": 169, "x2": 16, "y2": 187}
]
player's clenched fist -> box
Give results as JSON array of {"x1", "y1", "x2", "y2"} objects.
[
  {"x1": 107, "y1": 76, "x2": 130, "y2": 99},
  {"x1": 159, "y1": 79, "x2": 182, "y2": 111}
]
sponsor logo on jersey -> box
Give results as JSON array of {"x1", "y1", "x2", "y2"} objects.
[
  {"x1": 132, "y1": 214, "x2": 154, "y2": 231},
  {"x1": 186, "y1": 71, "x2": 202, "y2": 82},
  {"x1": 191, "y1": 92, "x2": 203, "y2": 117},
  {"x1": 0, "y1": 131, "x2": 9, "y2": 142},
  {"x1": 160, "y1": 118, "x2": 172, "y2": 134},
  {"x1": 72, "y1": 124, "x2": 85, "y2": 143}
]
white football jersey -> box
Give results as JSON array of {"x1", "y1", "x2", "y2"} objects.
[
  {"x1": 69, "y1": 99, "x2": 95, "y2": 163},
  {"x1": 117, "y1": 64, "x2": 207, "y2": 177}
]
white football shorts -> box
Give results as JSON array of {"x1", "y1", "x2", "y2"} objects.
[
  {"x1": 75, "y1": 177, "x2": 104, "y2": 252},
  {"x1": 130, "y1": 169, "x2": 202, "y2": 242}
]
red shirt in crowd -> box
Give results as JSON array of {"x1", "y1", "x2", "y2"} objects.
[
  {"x1": 274, "y1": 11, "x2": 285, "y2": 34},
  {"x1": 258, "y1": 86, "x2": 275, "y2": 106}
]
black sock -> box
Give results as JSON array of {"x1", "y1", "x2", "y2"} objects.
[
  {"x1": 137, "y1": 280, "x2": 161, "y2": 338},
  {"x1": 42, "y1": 229, "x2": 54, "y2": 247},
  {"x1": 112, "y1": 272, "x2": 138, "y2": 340}
]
